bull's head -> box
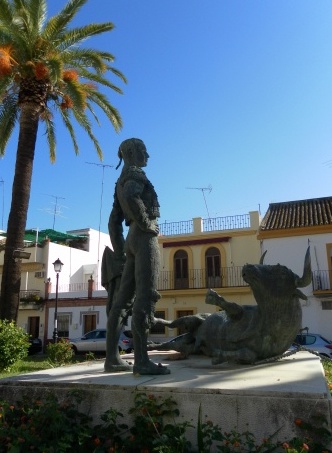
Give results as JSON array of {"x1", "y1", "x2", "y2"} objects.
[{"x1": 242, "y1": 247, "x2": 312, "y2": 303}]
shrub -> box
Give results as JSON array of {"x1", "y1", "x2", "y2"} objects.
[
  {"x1": 0, "y1": 390, "x2": 331, "y2": 452},
  {"x1": 0, "y1": 320, "x2": 29, "y2": 371},
  {"x1": 0, "y1": 391, "x2": 91, "y2": 452},
  {"x1": 46, "y1": 338, "x2": 73, "y2": 365}
]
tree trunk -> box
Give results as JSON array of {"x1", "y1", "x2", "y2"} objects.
[{"x1": 0, "y1": 104, "x2": 40, "y2": 321}]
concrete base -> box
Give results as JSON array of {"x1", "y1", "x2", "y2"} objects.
[{"x1": 0, "y1": 351, "x2": 331, "y2": 448}]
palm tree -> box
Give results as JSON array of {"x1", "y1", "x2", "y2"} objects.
[{"x1": 0, "y1": 0, "x2": 126, "y2": 321}]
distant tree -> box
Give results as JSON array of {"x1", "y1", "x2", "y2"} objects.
[{"x1": 0, "y1": 0, "x2": 126, "y2": 320}]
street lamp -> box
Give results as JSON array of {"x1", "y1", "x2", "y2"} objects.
[{"x1": 52, "y1": 258, "x2": 63, "y2": 343}]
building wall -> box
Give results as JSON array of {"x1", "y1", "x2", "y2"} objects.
[
  {"x1": 0, "y1": 228, "x2": 112, "y2": 345},
  {"x1": 45, "y1": 298, "x2": 108, "y2": 346},
  {"x1": 259, "y1": 232, "x2": 332, "y2": 340},
  {"x1": 156, "y1": 213, "x2": 262, "y2": 338}
]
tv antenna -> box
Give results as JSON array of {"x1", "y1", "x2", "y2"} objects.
[
  {"x1": 42, "y1": 194, "x2": 66, "y2": 229},
  {"x1": 186, "y1": 185, "x2": 212, "y2": 219},
  {"x1": 86, "y1": 162, "x2": 113, "y2": 285}
]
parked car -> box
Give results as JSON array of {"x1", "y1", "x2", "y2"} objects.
[
  {"x1": 293, "y1": 332, "x2": 332, "y2": 358},
  {"x1": 69, "y1": 329, "x2": 133, "y2": 354},
  {"x1": 28, "y1": 337, "x2": 43, "y2": 355}
]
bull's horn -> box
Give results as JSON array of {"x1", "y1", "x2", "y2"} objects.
[
  {"x1": 296, "y1": 247, "x2": 312, "y2": 288},
  {"x1": 259, "y1": 250, "x2": 267, "y2": 264}
]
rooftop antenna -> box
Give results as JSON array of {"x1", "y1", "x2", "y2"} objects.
[
  {"x1": 0, "y1": 177, "x2": 4, "y2": 230},
  {"x1": 186, "y1": 185, "x2": 212, "y2": 219},
  {"x1": 42, "y1": 194, "x2": 66, "y2": 229},
  {"x1": 86, "y1": 162, "x2": 113, "y2": 286}
]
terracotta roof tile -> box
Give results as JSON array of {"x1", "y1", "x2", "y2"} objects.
[{"x1": 260, "y1": 197, "x2": 332, "y2": 230}]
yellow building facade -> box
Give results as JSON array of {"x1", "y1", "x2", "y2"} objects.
[{"x1": 152, "y1": 212, "x2": 261, "y2": 339}]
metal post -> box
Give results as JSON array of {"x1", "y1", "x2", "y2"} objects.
[{"x1": 53, "y1": 272, "x2": 59, "y2": 343}]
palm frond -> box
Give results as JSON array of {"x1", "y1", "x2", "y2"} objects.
[
  {"x1": 0, "y1": 0, "x2": 124, "y2": 163},
  {"x1": 62, "y1": 48, "x2": 112, "y2": 74},
  {"x1": 43, "y1": 111, "x2": 56, "y2": 162},
  {"x1": 0, "y1": 76, "x2": 13, "y2": 94},
  {"x1": 77, "y1": 68, "x2": 124, "y2": 94},
  {"x1": 46, "y1": 54, "x2": 63, "y2": 83},
  {"x1": 0, "y1": 0, "x2": 13, "y2": 28},
  {"x1": 58, "y1": 23, "x2": 115, "y2": 50},
  {"x1": 72, "y1": 107, "x2": 103, "y2": 159},
  {"x1": 0, "y1": 93, "x2": 18, "y2": 155},
  {"x1": 108, "y1": 66, "x2": 127, "y2": 85},
  {"x1": 58, "y1": 107, "x2": 79, "y2": 155},
  {"x1": 0, "y1": 1, "x2": 34, "y2": 59},
  {"x1": 13, "y1": 0, "x2": 47, "y2": 33},
  {"x1": 85, "y1": 102, "x2": 100, "y2": 125},
  {"x1": 29, "y1": 0, "x2": 47, "y2": 32},
  {"x1": 87, "y1": 90, "x2": 122, "y2": 132},
  {"x1": 63, "y1": 79, "x2": 86, "y2": 110},
  {"x1": 42, "y1": 0, "x2": 87, "y2": 41},
  {"x1": 0, "y1": 0, "x2": 25, "y2": 44}
]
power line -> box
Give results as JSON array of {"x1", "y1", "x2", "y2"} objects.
[{"x1": 86, "y1": 162, "x2": 113, "y2": 285}]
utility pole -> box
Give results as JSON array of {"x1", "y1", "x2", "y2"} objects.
[{"x1": 86, "y1": 162, "x2": 113, "y2": 287}]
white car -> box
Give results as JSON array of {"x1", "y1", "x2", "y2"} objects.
[
  {"x1": 69, "y1": 329, "x2": 133, "y2": 354},
  {"x1": 293, "y1": 333, "x2": 332, "y2": 358}
]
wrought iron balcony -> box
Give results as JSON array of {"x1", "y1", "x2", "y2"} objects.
[
  {"x1": 19, "y1": 290, "x2": 41, "y2": 301},
  {"x1": 159, "y1": 214, "x2": 251, "y2": 236},
  {"x1": 157, "y1": 266, "x2": 248, "y2": 291},
  {"x1": 19, "y1": 290, "x2": 44, "y2": 308},
  {"x1": 49, "y1": 267, "x2": 248, "y2": 296}
]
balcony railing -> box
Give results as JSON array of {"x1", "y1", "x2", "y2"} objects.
[
  {"x1": 159, "y1": 220, "x2": 193, "y2": 236},
  {"x1": 57, "y1": 282, "x2": 89, "y2": 293},
  {"x1": 159, "y1": 214, "x2": 250, "y2": 236},
  {"x1": 202, "y1": 215, "x2": 250, "y2": 232},
  {"x1": 50, "y1": 268, "x2": 247, "y2": 295},
  {"x1": 157, "y1": 267, "x2": 248, "y2": 291},
  {"x1": 19, "y1": 290, "x2": 41, "y2": 300},
  {"x1": 312, "y1": 270, "x2": 332, "y2": 291}
]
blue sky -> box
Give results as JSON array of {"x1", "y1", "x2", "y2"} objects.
[{"x1": 1, "y1": 0, "x2": 332, "y2": 234}]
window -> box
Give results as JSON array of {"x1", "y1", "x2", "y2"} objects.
[
  {"x1": 205, "y1": 247, "x2": 221, "y2": 288},
  {"x1": 322, "y1": 300, "x2": 332, "y2": 310},
  {"x1": 58, "y1": 313, "x2": 70, "y2": 338},
  {"x1": 176, "y1": 310, "x2": 194, "y2": 335},
  {"x1": 150, "y1": 310, "x2": 166, "y2": 335},
  {"x1": 174, "y1": 250, "x2": 189, "y2": 289}
]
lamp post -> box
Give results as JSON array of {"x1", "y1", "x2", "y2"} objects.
[{"x1": 52, "y1": 258, "x2": 63, "y2": 343}]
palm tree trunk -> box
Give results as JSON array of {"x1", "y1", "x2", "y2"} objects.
[{"x1": 0, "y1": 104, "x2": 40, "y2": 321}]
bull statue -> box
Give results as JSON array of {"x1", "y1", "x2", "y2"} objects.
[{"x1": 152, "y1": 248, "x2": 312, "y2": 364}]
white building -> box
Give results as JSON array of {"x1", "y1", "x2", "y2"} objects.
[
  {"x1": 258, "y1": 196, "x2": 332, "y2": 340},
  {"x1": 0, "y1": 228, "x2": 111, "y2": 345}
]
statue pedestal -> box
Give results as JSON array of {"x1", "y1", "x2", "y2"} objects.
[{"x1": 0, "y1": 351, "x2": 330, "y2": 447}]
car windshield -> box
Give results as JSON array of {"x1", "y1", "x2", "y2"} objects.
[
  {"x1": 84, "y1": 331, "x2": 97, "y2": 339},
  {"x1": 295, "y1": 334, "x2": 332, "y2": 346}
]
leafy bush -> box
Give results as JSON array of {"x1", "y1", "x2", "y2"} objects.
[
  {"x1": 0, "y1": 391, "x2": 331, "y2": 452},
  {"x1": 126, "y1": 392, "x2": 192, "y2": 452},
  {"x1": 0, "y1": 391, "x2": 91, "y2": 452},
  {"x1": 0, "y1": 320, "x2": 29, "y2": 371},
  {"x1": 46, "y1": 338, "x2": 73, "y2": 365}
]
